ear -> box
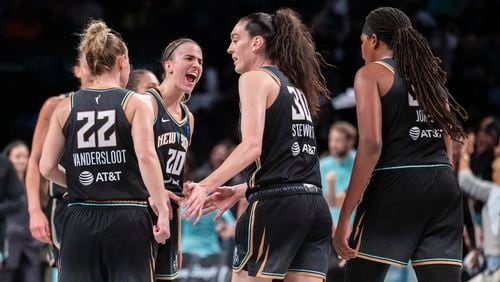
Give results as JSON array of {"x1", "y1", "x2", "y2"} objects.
[
  {"x1": 164, "y1": 60, "x2": 174, "y2": 75},
  {"x1": 251, "y1": 36, "x2": 265, "y2": 52},
  {"x1": 73, "y1": 65, "x2": 81, "y2": 79},
  {"x1": 116, "y1": 55, "x2": 125, "y2": 70},
  {"x1": 371, "y1": 34, "x2": 379, "y2": 48}
]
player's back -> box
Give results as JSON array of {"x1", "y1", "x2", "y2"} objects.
[{"x1": 62, "y1": 88, "x2": 148, "y2": 202}]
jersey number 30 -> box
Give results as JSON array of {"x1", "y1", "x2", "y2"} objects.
[
  {"x1": 288, "y1": 86, "x2": 312, "y2": 122},
  {"x1": 77, "y1": 110, "x2": 116, "y2": 149}
]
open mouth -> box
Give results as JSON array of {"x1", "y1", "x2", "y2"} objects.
[{"x1": 186, "y1": 73, "x2": 197, "y2": 83}]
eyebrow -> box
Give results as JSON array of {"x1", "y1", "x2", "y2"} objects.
[{"x1": 231, "y1": 33, "x2": 239, "y2": 39}]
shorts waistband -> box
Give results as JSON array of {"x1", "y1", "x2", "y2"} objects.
[
  {"x1": 68, "y1": 200, "x2": 148, "y2": 208},
  {"x1": 247, "y1": 183, "x2": 322, "y2": 203}
]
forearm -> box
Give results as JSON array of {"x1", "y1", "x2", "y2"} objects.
[
  {"x1": 327, "y1": 182, "x2": 336, "y2": 207},
  {"x1": 201, "y1": 143, "x2": 259, "y2": 193},
  {"x1": 26, "y1": 159, "x2": 44, "y2": 213},
  {"x1": 339, "y1": 143, "x2": 381, "y2": 221},
  {"x1": 137, "y1": 153, "x2": 168, "y2": 208}
]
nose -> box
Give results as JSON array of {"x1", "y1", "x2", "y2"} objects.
[{"x1": 227, "y1": 43, "x2": 234, "y2": 54}]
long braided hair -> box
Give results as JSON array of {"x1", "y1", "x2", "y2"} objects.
[{"x1": 365, "y1": 7, "x2": 467, "y2": 140}]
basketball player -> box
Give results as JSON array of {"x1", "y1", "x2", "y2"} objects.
[
  {"x1": 39, "y1": 20, "x2": 174, "y2": 282},
  {"x1": 332, "y1": 7, "x2": 468, "y2": 282},
  {"x1": 185, "y1": 8, "x2": 332, "y2": 281},
  {"x1": 144, "y1": 38, "x2": 201, "y2": 280},
  {"x1": 26, "y1": 53, "x2": 91, "y2": 277},
  {"x1": 127, "y1": 69, "x2": 159, "y2": 93}
]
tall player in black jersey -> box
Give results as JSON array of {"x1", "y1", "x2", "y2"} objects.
[
  {"x1": 39, "y1": 20, "x2": 173, "y2": 282},
  {"x1": 144, "y1": 38, "x2": 201, "y2": 280},
  {"x1": 27, "y1": 53, "x2": 91, "y2": 278},
  {"x1": 185, "y1": 8, "x2": 332, "y2": 281},
  {"x1": 332, "y1": 7, "x2": 468, "y2": 282}
]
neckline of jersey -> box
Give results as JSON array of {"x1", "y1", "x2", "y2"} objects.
[{"x1": 149, "y1": 88, "x2": 188, "y2": 127}]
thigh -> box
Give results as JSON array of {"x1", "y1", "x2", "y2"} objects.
[
  {"x1": 58, "y1": 207, "x2": 104, "y2": 282},
  {"x1": 155, "y1": 206, "x2": 181, "y2": 280},
  {"x1": 233, "y1": 195, "x2": 332, "y2": 280},
  {"x1": 344, "y1": 258, "x2": 390, "y2": 282},
  {"x1": 413, "y1": 264, "x2": 461, "y2": 282},
  {"x1": 101, "y1": 207, "x2": 154, "y2": 282}
]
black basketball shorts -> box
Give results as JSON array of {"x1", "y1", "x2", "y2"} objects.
[
  {"x1": 233, "y1": 186, "x2": 332, "y2": 280},
  {"x1": 58, "y1": 201, "x2": 155, "y2": 282},
  {"x1": 350, "y1": 165, "x2": 463, "y2": 268}
]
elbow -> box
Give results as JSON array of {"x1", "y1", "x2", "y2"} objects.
[
  {"x1": 246, "y1": 141, "x2": 262, "y2": 160},
  {"x1": 39, "y1": 162, "x2": 52, "y2": 180},
  {"x1": 136, "y1": 151, "x2": 157, "y2": 167},
  {"x1": 359, "y1": 137, "x2": 382, "y2": 154}
]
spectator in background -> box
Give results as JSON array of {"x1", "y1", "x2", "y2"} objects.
[
  {"x1": 320, "y1": 121, "x2": 356, "y2": 225},
  {"x1": 126, "y1": 68, "x2": 159, "y2": 93},
  {"x1": 0, "y1": 154, "x2": 22, "y2": 269},
  {"x1": 1, "y1": 141, "x2": 42, "y2": 282},
  {"x1": 459, "y1": 134, "x2": 500, "y2": 273}
]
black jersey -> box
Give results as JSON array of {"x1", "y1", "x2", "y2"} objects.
[
  {"x1": 245, "y1": 66, "x2": 321, "y2": 192},
  {"x1": 375, "y1": 58, "x2": 449, "y2": 169},
  {"x1": 62, "y1": 88, "x2": 148, "y2": 202},
  {"x1": 146, "y1": 88, "x2": 190, "y2": 195}
]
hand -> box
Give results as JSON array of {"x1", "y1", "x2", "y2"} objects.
[
  {"x1": 461, "y1": 133, "x2": 475, "y2": 156},
  {"x1": 326, "y1": 171, "x2": 336, "y2": 184},
  {"x1": 203, "y1": 186, "x2": 241, "y2": 221},
  {"x1": 149, "y1": 191, "x2": 182, "y2": 220},
  {"x1": 29, "y1": 209, "x2": 52, "y2": 244},
  {"x1": 333, "y1": 218, "x2": 356, "y2": 260},
  {"x1": 183, "y1": 182, "x2": 209, "y2": 224},
  {"x1": 153, "y1": 208, "x2": 170, "y2": 244}
]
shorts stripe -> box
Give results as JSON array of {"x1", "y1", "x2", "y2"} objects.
[
  {"x1": 233, "y1": 201, "x2": 258, "y2": 271},
  {"x1": 155, "y1": 273, "x2": 179, "y2": 280},
  {"x1": 50, "y1": 198, "x2": 61, "y2": 248},
  {"x1": 373, "y1": 164, "x2": 450, "y2": 173},
  {"x1": 412, "y1": 258, "x2": 462, "y2": 267},
  {"x1": 288, "y1": 269, "x2": 327, "y2": 279},
  {"x1": 357, "y1": 252, "x2": 408, "y2": 267},
  {"x1": 68, "y1": 202, "x2": 148, "y2": 208}
]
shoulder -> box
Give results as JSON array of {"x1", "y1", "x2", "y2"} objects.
[
  {"x1": 239, "y1": 70, "x2": 278, "y2": 87},
  {"x1": 40, "y1": 95, "x2": 66, "y2": 115}
]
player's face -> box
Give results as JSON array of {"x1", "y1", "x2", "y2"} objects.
[
  {"x1": 328, "y1": 129, "x2": 350, "y2": 158},
  {"x1": 166, "y1": 42, "x2": 203, "y2": 94},
  {"x1": 74, "y1": 54, "x2": 92, "y2": 88},
  {"x1": 136, "y1": 72, "x2": 159, "y2": 93},
  {"x1": 8, "y1": 144, "x2": 29, "y2": 176},
  {"x1": 227, "y1": 21, "x2": 255, "y2": 74}
]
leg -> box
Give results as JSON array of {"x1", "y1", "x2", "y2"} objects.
[
  {"x1": 344, "y1": 258, "x2": 390, "y2": 282},
  {"x1": 233, "y1": 270, "x2": 270, "y2": 282},
  {"x1": 413, "y1": 264, "x2": 461, "y2": 282}
]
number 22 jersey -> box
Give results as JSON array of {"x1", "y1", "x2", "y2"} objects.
[{"x1": 62, "y1": 88, "x2": 148, "y2": 202}]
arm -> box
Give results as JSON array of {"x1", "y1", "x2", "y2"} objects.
[
  {"x1": 333, "y1": 65, "x2": 383, "y2": 259},
  {"x1": 200, "y1": 71, "x2": 270, "y2": 192},
  {"x1": 184, "y1": 71, "x2": 273, "y2": 220},
  {"x1": 128, "y1": 94, "x2": 178, "y2": 243},
  {"x1": 26, "y1": 97, "x2": 62, "y2": 243},
  {"x1": 40, "y1": 99, "x2": 69, "y2": 187},
  {"x1": 0, "y1": 157, "x2": 22, "y2": 215},
  {"x1": 326, "y1": 171, "x2": 337, "y2": 207},
  {"x1": 188, "y1": 111, "x2": 195, "y2": 144},
  {"x1": 458, "y1": 170, "x2": 493, "y2": 202}
]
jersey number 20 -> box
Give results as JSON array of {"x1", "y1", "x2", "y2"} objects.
[
  {"x1": 77, "y1": 110, "x2": 116, "y2": 149},
  {"x1": 165, "y1": 149, "x2": 186, "y2": 176}
]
